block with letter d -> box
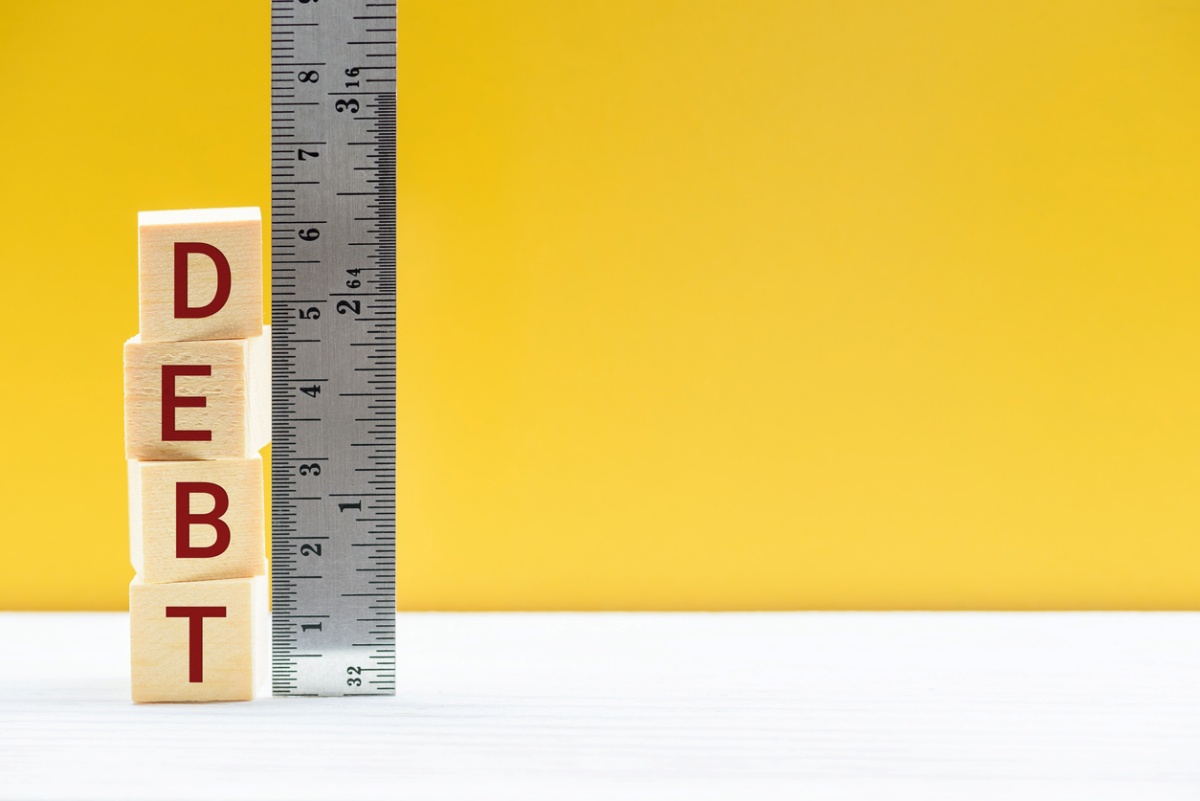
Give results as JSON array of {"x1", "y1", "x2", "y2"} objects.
[{"x1": 137, "y1": 207, "x2": 263, "y2": 343}]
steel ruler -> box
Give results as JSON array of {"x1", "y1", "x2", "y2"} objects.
[{"x1": 270, "y1": 0, "x2": 396, "y2": 696}]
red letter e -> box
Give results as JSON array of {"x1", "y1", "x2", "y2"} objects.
[{"x1": 161, "y1": 365, "x2": 212, "y2": 442}]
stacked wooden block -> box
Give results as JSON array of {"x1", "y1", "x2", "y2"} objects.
[{"x1": 124, "y1": 208, "x2": 270, "y2": 703}]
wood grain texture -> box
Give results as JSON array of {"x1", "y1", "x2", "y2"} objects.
[
  {"x1": 123, "y1": 326, "x2": 271, "y2": 460},
  {"x1": 2, "y1": 613, "x2": 1198, "y2": 799},
  {"x1": 129, "y1": 577, "x2": 267, "y2": 703},
  {"x1": 128, "y1": 457, "x2": 266, "y2": 584},
  {"x1": 137, "y1": 207, "x2": 262, "y2": 343}
]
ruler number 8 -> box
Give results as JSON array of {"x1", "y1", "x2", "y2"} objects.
[{"x1": 297, "y1": 70, "x2": 319, "y2": 83}]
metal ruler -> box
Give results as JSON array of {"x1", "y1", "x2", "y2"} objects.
[{"x1": 270, "y1": 0, "x2": 396, "y2": 696}]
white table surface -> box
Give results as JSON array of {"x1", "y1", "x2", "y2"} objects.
[{"x1": 1, "y1": 612, "x2": 1197, "y2": 800}]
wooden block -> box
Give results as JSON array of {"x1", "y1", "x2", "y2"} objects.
[
  {"x1": 124, "y1": 326, "x2": 271, "y2": 460},
  {"x1": 130, "y1": 576, "x2": 267, "y2": 703},
  {"x1": 129, "y1": 457, "x2": 266, "y2": 584},
  {"x1": 138, "y1": 208, "x2": 263, "y2": 343}
]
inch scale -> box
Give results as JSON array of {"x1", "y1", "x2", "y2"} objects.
[{"x1": 270, "y1": 0, "x2": 396, "y2": 696}]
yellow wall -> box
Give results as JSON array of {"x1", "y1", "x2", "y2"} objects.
[{"x1": 2, "y1": 1, "x2": 1198, "y2": 611}]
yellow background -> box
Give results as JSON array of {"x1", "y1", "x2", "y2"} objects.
[{"x1": 1, "y1": 1, "x2": 1198, "y2": 610}]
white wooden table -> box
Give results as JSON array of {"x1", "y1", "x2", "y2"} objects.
[{"x1": 1, "y1": 612, "x2": 1197, "y2": 800}]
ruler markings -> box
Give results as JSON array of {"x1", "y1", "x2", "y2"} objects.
[{"x1": 271, "y1": 0, "x2": 395, "y2": 697}]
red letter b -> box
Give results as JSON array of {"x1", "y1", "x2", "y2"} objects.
[{"x1": 176, "y1": 482, "x2": 232, "y2": 559}]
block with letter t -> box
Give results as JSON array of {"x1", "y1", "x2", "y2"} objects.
[{"x1": 129, "y1": 576, "x2": 267, "y2": 703}]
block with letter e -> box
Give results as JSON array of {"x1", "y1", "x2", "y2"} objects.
[
  {"x1": 138, "y1": 207, "x2": 263, "y2": 343},
  {"x1": 130, "y1": 576, "x2": 267, "y2": 703},
  {"x1": 128, "y1": 457, "x2": 266, "y2": 584},
  {"x1": 123, "y1": 327, "x2": 270, "y2": 460}
]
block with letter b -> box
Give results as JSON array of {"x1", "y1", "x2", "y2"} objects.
[
  {"x1": 123, "y1": 326, "x2": 271, "y2": 460},
  {"x1": 128, "y1": 457, "x2": 266, "y2": 584},
  {"x1": 130, "y1": 576, "x2": 267, "y2": 703},
  {"x1": 138, "y1": 207, "x2": 263, "y2": 343}
]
